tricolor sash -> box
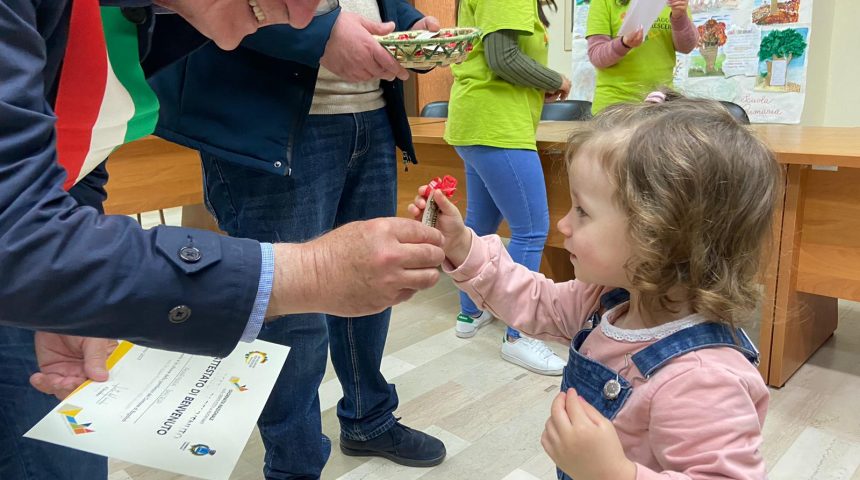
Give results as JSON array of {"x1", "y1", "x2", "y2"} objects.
[{"x1": 55, "y1": 1, "x2": 159, "y2": 190}]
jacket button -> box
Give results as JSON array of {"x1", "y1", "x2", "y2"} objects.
[
  {"x1": 602, "y1": 379, "x2": 621, "y2": 400},
  {"x1": 169, "y1": 305, "x2": 192, "y2": 323},
  {"x1": 178, "y1": 246, "x2": 202, "y2": 263},
  {"x1": 120, "y1": 7, "x2": 147, "y2": 24}
]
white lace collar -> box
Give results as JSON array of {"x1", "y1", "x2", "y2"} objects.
[{"x1": 599, "y1": 303, "x2": 708, "y2": 343}]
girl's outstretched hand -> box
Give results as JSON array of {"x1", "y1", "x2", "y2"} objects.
[
  {"x1": 407, "y1": 186, "x2": 472, "y2": 267},
  {"x1": 542, "y1": 389, "x2": 636, "y2": 480}
]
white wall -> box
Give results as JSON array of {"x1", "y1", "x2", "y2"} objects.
[
  {"x1": 814, "y1": 0, "x2": 860, "y2": 126},
  {"x1": 544, "y1": 1, "x2": 574, "y2": 77},
  {"x1": 544, "y1": 0, "x2": 858, "y2": 126}
]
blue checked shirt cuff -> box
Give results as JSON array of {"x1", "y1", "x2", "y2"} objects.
[{"x1": 240, "y1": 243, "x2": 275, "y2": 342}]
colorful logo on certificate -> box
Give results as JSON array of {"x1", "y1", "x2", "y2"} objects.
[
  {"x1": 189, "y1": 444, "x2": 216, "y2": 456},
  {"x1": 58, "y1": 404, "x2": 94, "y2": 435},
  {"x1": 244, "y1": 351, "x2": 268, "y2": 368},
  {"x1": 229, "y1": 376, "x2": 248, "y2": 392}
]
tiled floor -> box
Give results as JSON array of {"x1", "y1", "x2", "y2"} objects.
[{"x1": 112, "y1": 210, "x2": 860, "y2": 480}]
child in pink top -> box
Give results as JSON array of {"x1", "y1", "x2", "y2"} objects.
[{"x1": 408, "y1": 93, "x2": 780, "y2": 479}]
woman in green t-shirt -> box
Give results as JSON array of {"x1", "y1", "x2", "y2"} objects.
[
  {"x1": 586, "y1": 0, "x2": 697, "y2": 113},
  {"x1": 443, "y1": 0, "x2": 570, "y2": 376}
]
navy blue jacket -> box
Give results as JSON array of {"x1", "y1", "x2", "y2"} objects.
[
  {"x1": 149, "y1": 0, "x2": 424, "y2": 176},
  {"x1": 0, "y1": 1, "x2": 260, "y2": 357}
]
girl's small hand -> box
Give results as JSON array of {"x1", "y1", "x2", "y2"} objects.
[
  {"x1": 621, "y1": 27, "x2": 644, "y2": 48},
  {"x1": 668, "y1": 0, "x2": 688, "y2": 18},
  {"x1": 407, "y1": 187, "x2": 472, "y2": 267},
  {"x1": 545, "y1": 75, "x2": 572, "y2": 103},
  {"x1": 541, "y1": 389, "x2": 636, "y2": 480}
]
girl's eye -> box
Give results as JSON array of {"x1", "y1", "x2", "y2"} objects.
[{"x1": 575, "y1": 206, "x2": 588, "y2": 217}]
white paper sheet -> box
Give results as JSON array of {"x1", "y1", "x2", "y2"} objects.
[
  {"x1": 25, "y1": 340, "x2": 288, "y2": 480},
  {"x1": 619, "y1": 0, "x2": 667, "y2": 38},
  {"x1": 769, "y1": 59, "x2": 787, "y2": 86}
]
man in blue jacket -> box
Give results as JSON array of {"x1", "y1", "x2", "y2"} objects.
[
  {"x1": 149, "y1": 2, "x2": 447, "y2": 477},
  {"x1": 0, "y1": 1, "x2": 445, "y2": 478}
]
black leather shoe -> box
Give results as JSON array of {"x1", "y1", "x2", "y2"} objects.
[{"x1": 340, "y1": 422, "x2": 446, "y2": 467}]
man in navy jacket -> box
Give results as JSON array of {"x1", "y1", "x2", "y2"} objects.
[
  {"x1": 149, "y1": 2, "x2": 447, "y2": 476},
  {"x1": 0, "y1": 1, "x2": 444, "y2": 478}
]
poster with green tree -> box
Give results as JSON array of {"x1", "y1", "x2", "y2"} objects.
[{"x1": 755, "y1": 27, "x2": 808, "y2": 92}]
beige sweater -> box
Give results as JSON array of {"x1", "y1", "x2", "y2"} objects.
[{"x1": 310, "y1": 0, "x2": 387, "y2": 115}]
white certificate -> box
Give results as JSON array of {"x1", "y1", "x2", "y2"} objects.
[
  {"x1": 619, "y1": 0, "x2": 666, "y2": 38},
  {"x1": 25, "y1": 340, "x2": 288, "y2": 480}
]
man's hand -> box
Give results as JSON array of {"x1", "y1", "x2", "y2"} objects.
[
  {"x1": 410, "y1": 16, "x2": 441, "y2": 32},
  {"x1": 267, "y1": 218, "x2": 446, "y2": 317},
  {"x1": 156, "y1": 0, "x2": 322, "y2": 50},
  {"x1": 30, "y1": 333, "x2": 117, "y2": 400},
  {"x1": 320, "y1": 12, "x2": 409, "y2": 82}
]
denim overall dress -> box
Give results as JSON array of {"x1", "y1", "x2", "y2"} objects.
[{"x1": 556, "y1": 289, "x2": 760, "y2": 480}]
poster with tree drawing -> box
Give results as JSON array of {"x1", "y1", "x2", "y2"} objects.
[
  {"x1": 690, "y1": 17, "x2": 729, "y2": 77},
  {"x1": 568, "y1": 0, "x2": 813, "y2": 122},
  {"x1": 755, "y1": 27, "x2": 808, "y2": 92}
]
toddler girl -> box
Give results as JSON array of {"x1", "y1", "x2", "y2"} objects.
[{"x1": 409, "y1": 93, "x2": 779, "y2": 479}]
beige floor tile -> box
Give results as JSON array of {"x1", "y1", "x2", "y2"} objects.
[
  {"x1": 769, "y1": 427, "x2": 860, "y2": 480},
  {"x1": 106, "y1": 276, "x2": 860, "y2": 480},
  {"x1": 500, "y1": 469, "x2": 545, "y2": 480}
]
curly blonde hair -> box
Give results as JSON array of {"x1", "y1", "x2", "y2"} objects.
[{"x1": 566, "y1": 95, "x2": 782, "y2": 326}]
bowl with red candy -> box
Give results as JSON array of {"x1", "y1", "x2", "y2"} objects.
[{"x1": 375, "y1": 27, "x2": 481, "y2": 68}]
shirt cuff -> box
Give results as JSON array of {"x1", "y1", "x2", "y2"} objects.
[{"x1": 239, "y1": 242, "x2": 275, "y2": 342}]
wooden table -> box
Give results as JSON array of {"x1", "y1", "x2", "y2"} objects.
[
  {"x1": 403, "y1": 120, "x2": 860, "y2": 387},
  {"x1": 103, "y1": 119, "x2": 859, "y2": 387}
]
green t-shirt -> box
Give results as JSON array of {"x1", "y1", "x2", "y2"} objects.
[
  {"x1": 444, "y1": 0, "x2": 549, "y2": 150},
  {"x1": 586, "y1": 0, "x2": 677, "y2": 113}
]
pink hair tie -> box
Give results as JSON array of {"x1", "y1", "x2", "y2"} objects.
[{"x1": 644, "y1": 91, "x2": 666, "y2": 104}]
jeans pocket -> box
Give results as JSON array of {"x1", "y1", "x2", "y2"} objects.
[{"x1": 200, "y1": 154, "x2": 240, "y2": 234}]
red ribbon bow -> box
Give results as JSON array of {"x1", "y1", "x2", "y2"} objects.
[{"x1": 423, "y1": 175, "x2": 458, "y2": 199}]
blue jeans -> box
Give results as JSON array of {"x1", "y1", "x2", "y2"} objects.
[
  {"x1": 201, "y1": 108, "x2": 399, "y2": 480},
  {"x1": 0, "y1": 327, "x2": 108, "y2": 480},
  {"x1": 454, "y1": 145, "x2": 550, "y2": 338}
]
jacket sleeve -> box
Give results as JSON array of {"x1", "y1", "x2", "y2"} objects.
[
  {"x1": 238, "y1": 7, "x2": 341, "y2": 66},
  {"x1": 0, "y1": 0, "x2": 262, "y2": 358},
  {"x1": 443, "y1": 231, "x2": 608, "y2": 344},
  {"x1": 394, "y1": 0, "x2": 424, "y2": 31}
]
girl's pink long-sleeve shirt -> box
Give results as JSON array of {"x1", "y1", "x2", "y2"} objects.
[
  {"x1": 588, "y1": 13, "x2": 699, "y2": 69},
  {"x1": 444, "y1": 232, "x2": 769, "y2": 479}
]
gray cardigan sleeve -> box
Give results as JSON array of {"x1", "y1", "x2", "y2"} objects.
[{"x1": 483, "y1": 29, "x2": 563, "y2": 91}]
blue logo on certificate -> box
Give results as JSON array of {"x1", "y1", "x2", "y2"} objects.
[{"x1": 190, "y1": 444, "x2": 216, "y2": 456}]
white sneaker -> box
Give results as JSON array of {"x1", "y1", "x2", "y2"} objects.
[
  {"x1": 455, "y1": 311, "x2": 494, "y2": 338},
  {"x1": 500, "y1": 335, "x2": 565, "y2": 376}
]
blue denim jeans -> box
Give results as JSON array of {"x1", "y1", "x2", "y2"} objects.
[
  {"x1": 0, "y1": 327, "x2": 108, "y2": 480},
  {"x1": 454, "y1": 145, "x2": 550, "y2": 338},
  {"x1": 201, "y1": 108, "x2": 399, "y2": 480}
]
